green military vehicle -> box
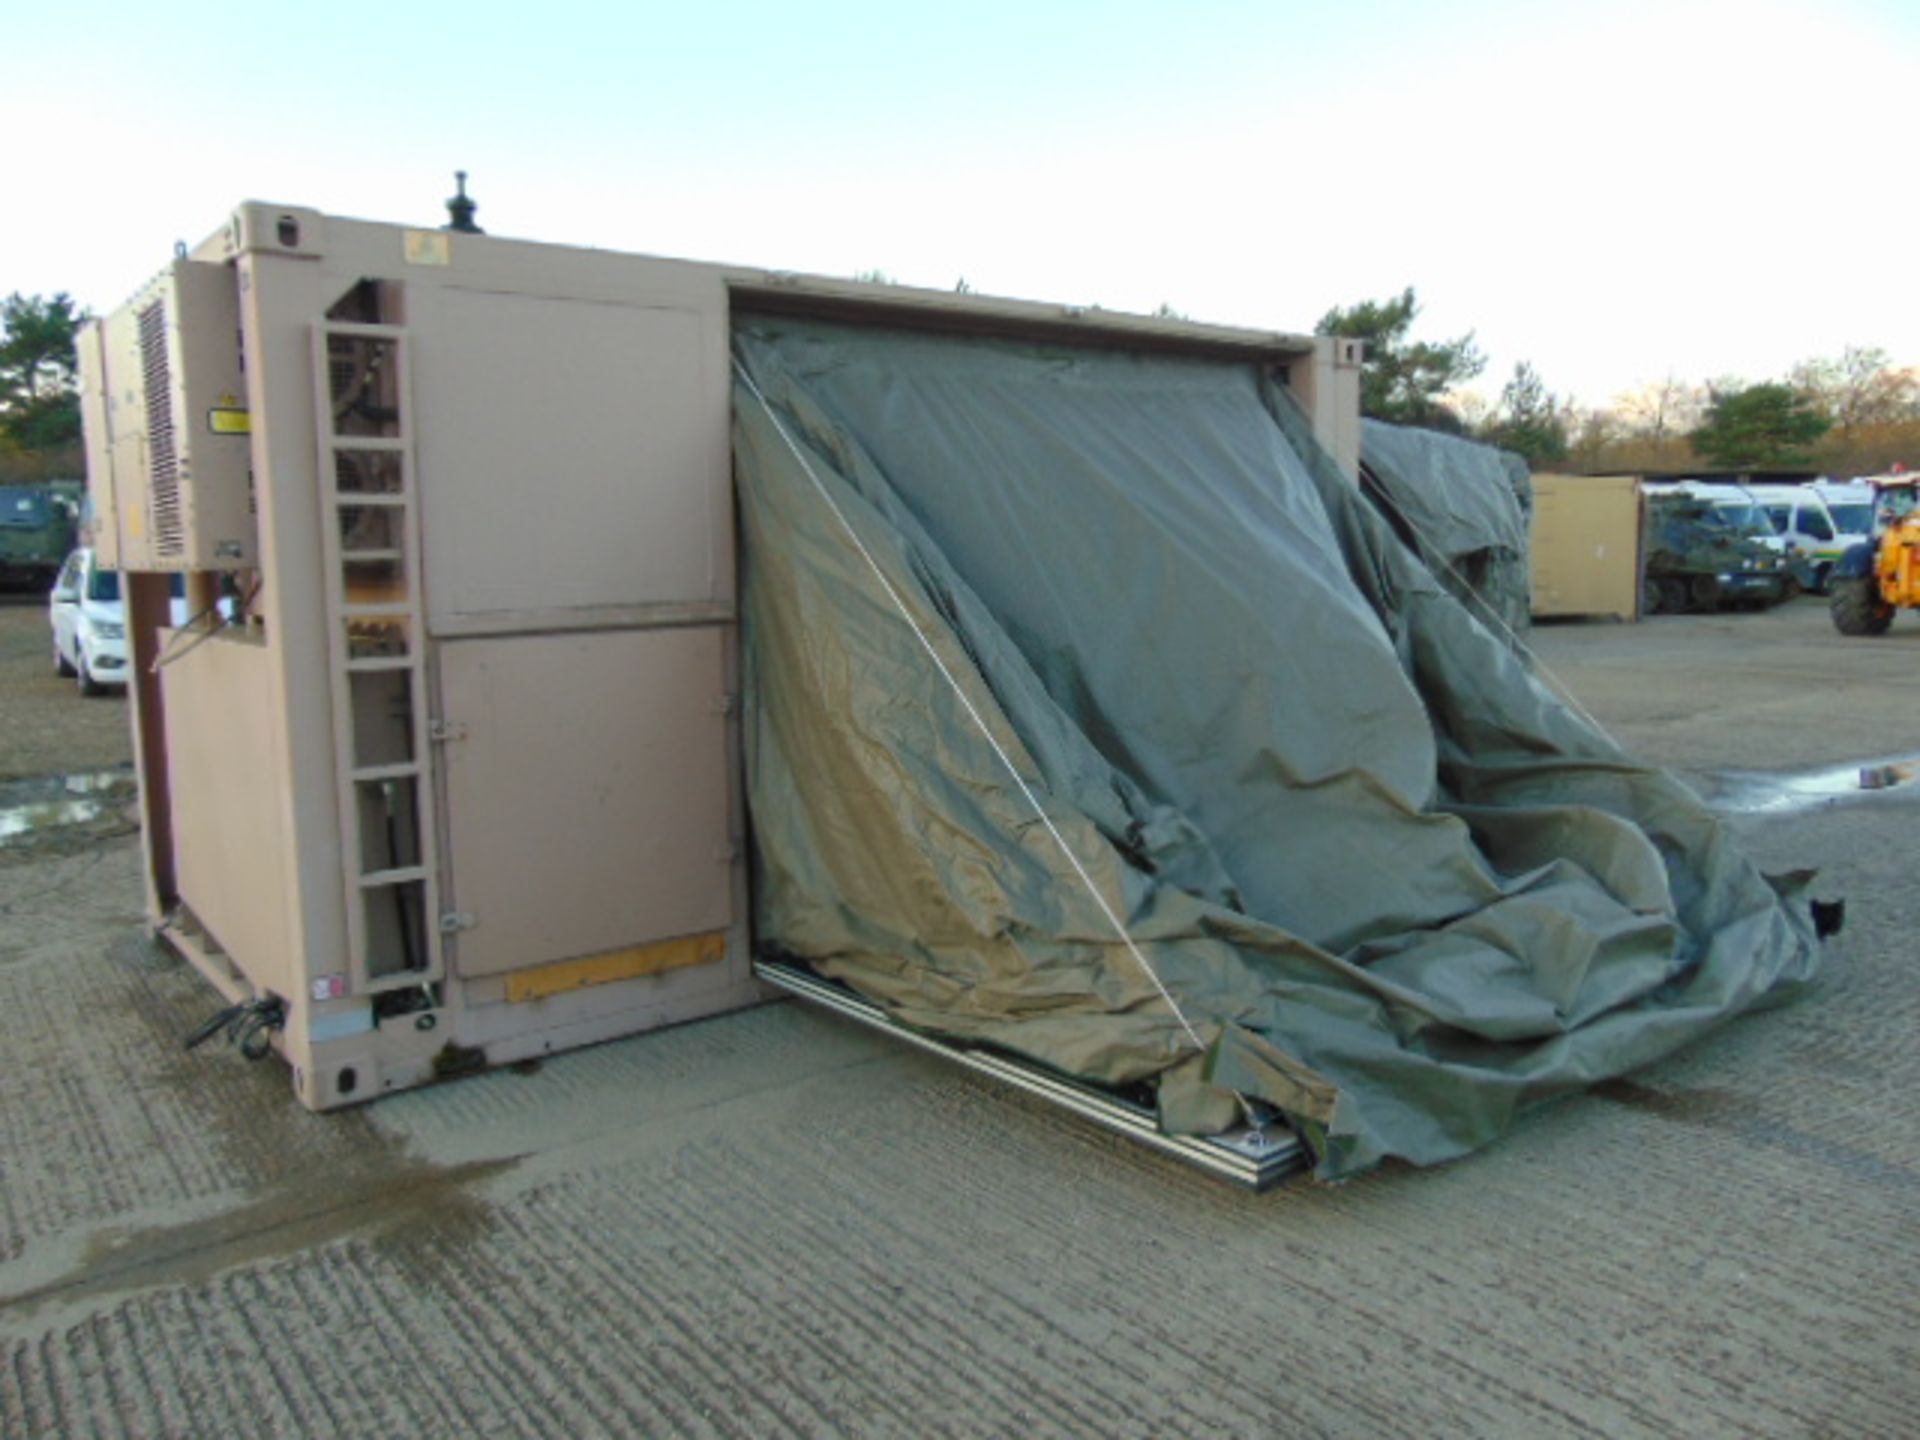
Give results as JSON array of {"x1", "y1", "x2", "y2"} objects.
[
  {"x1": 1641, "y1": 492, "x2": 1792, "y2": 614},
  {"x1": 0, "y1": 483, "x2": 80, "y2": 589}
]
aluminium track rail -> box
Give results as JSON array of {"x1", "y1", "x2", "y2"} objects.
[{"x1": 754, "y1": 957, "x2": 1305, "y2": 1191}]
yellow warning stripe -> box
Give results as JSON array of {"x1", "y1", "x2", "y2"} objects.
[{"x1": 504, "y1": 930, "x2": 726, "y2": 1003}]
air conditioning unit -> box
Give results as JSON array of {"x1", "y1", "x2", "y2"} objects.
[{"x1": 80, "y1": 258, "x2": 255, "y2": 570}]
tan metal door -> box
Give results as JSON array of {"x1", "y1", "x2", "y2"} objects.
[
  {"x1": 436, "y1": 626, "x2": 734, "y2": 979},
  {"x1": 409, "y1": 287, "x2": 732, "y2": 626}
]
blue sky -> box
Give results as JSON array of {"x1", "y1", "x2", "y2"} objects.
[{"x1": 7, "y1": 0, "x2": 1916, "y2": 411}]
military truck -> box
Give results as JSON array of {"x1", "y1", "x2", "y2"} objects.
[
  {"x1": 0, "y1": 484, "x2": 79, "y2": 589},
  {"x1": 1641, "y1": 491, "x2": 1792, "y2": 613}
]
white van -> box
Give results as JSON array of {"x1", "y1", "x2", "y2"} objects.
[
  {"x1": 1747, "y1": 483, "x2": 1871, "y2": 593},
  {"x1": 1813, "y1": 479, "x2": 1876, "y2": 542}
]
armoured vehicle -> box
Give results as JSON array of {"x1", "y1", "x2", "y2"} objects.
[
  {"x1": 1642, "y1": 492, "x2": 1790, "y2": 613},
  {"x1": 0, "y1": 483, "x2": 79, "y2": 587}
]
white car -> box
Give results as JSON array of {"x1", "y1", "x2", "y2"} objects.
[{"x1": 49, "y1": 548, "x2": 188, "y2": 695}]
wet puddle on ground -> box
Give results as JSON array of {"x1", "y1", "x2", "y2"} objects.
[
  {"x1": 0, "y1": 768, "x2": 136, "y2": 846},
  {"x1": 0, "y1": 1150, "x2": 518, "y2": 1336},
  {"x1": 1700, "y1": 753, "x2": 1920, "y2": 817}
]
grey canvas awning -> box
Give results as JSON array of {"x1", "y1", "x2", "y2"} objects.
[{"x1": 732, "y1": 317, "x2": 1822, "y2": 1181}]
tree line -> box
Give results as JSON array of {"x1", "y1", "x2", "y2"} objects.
[
  {"x1": 1318, "y1": 287, "x2": 1915, "y2": 476},
  {"x1": 5, "y1": 280, "x2": 1910, "y2": 485},
  {"x1": 0, "y1": 292, "x2": 86, "y2": 484}
]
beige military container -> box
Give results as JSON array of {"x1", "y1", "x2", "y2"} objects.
[{"x1": 78, "y1": 199, "x2": 1361, "y2": 1121}]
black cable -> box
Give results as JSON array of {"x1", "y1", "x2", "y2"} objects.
[
  {"x1": 183, "y1": 996, "x2": 286, "y2": 1059},
  {"x1": 149, "y1": 575, "x2": 261, "y2": 673}
]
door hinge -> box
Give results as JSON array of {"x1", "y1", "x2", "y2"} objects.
[
  {"x1": 429, "y1": 719, "x2": 468, "y2": 743},
  {"x1": 713, "y1": 692, "x2": 738, "y2": 717},
  {"x1": 438, "y1": 911, "x2": 477, "y2": 934}
]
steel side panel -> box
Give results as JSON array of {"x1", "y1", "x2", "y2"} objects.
[
  {"x1": 437, "y1": 627, "x2": 735, "y2": 979},
  {"x1": 236, "y1": 251, "x2": 353, "y2": 1017},
  {"x1": 165, "y1": 259, "x2": 256, "y2": 568},
  {"x1": 409, "y1": 287, "x2": 730, "y2": 625},
  {"x1": 77, "y1": 323, "x2": 122, "y2": 569},
  {"x1": 161, "y1": 634, "x2": 296, "y2": 996}
]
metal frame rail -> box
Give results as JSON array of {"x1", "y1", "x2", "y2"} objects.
[{"x1": 754, "y1": 957, "x2": 1305, "y2": 1191}]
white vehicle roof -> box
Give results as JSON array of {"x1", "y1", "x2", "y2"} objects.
[
  {"x1": 1695, "y1": 486, "x2": 1765, "y2": 509},
  {"x1": 1743, "y1": 482, "x2": 1823, "y2": 503}
]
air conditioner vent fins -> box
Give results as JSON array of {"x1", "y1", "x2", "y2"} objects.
[{"x1": 137, "y1": 299, "x2": 185, "y2": 558}]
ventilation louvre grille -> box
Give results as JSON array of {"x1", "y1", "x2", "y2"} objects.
[{"x1": 137, "y1": 300, "x2": 185, "y2": 558}]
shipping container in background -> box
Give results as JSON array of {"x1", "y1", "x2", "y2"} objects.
[{"x1": 1530, "y1": 472, "x2": 1644, "y2": 621}]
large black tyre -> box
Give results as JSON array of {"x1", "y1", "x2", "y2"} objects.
[
  {"x1": 1658, "y1": 577, "x2": 1688, "y2": 614},
  {"x1": 1641, "y1": 577, "x2": 1664, "y2": 615},
  {"x1": 54, "y1": 640, "x2": 75, "y2": 678},
  {"x1": 1688, "y1": 574, "x2": 1721, "y2": 611},
  {"x1": 1830, "y1": 576, "x2": 1894, "y2": 636}
]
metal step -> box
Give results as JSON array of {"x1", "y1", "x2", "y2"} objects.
[{"x1": 754, "y1": 957, "x2": 1306, "y2": 1191}]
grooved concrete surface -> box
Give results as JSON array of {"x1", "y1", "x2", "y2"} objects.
[{"x1": 2, "y1": 597, "x2": 1918, "y2": 1438}]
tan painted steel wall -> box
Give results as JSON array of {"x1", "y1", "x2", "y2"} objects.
[{"x1": 160, "y1": 632, "x2": 298, "y2": 995}]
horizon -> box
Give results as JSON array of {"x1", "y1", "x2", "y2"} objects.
[{"x1": 5, "y1": 0, "x2": 1915, "y2": 412}]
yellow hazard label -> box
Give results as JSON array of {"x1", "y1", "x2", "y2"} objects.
[
  {"x1": 207, "y1": 407, "x2": 251, "y2": 435},
  {"x1": 404, "y1": 230, "x2": 452, "y2": 266}
]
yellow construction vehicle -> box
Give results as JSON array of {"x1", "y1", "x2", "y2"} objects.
[{"x1": 1830, "y1": 473, "x2": 1920, "y2": 635}]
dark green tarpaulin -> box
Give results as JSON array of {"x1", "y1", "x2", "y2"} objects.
[
  {"x1": 1360, "y1": 419, "x2": 1534, "y2": 641},
  {"x1": 732, "y1": 318, "x2": 1821, "y2": 1180}
]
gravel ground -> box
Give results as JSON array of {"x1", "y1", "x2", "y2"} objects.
[
  {"x1": 0, "y1": 593, "x2": 140, "y2": 872},
  {"x1": 1, "y1": 595, "x2": 1916, "y2": 1438},
  {"x1": 0, "y1": 591, "x2": 139, "y2": 783},
  {"x1": 0, "y1": 594, "x2": 140, "y2": 785}
]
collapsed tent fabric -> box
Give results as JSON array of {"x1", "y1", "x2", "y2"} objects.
[
  {"x1": 732, "y1": 318, "x2": 1821, "y2": 1180},
  {"x1": 1360, "y1": 419, "x2": 1535, "y2": 641}
]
